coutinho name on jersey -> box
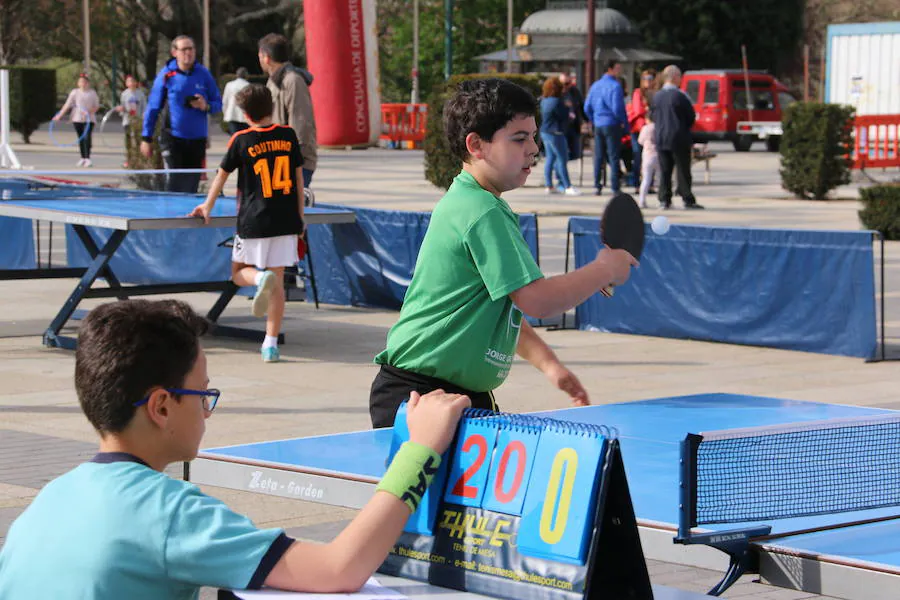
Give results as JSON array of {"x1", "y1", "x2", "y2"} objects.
[{"x1": 247, "y1": 140, "x2": 293, "y2": 157}]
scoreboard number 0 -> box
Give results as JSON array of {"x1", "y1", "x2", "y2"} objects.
[
  {"x1": 493, "y1": 440, "x2": 528, "y2": 503},
  {"x1": 539, "y1": 448, "x2": 578, "y2": 544}
]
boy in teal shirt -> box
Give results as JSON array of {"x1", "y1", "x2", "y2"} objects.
[
  {"x1": 370, "y1": 78, "x2": 638, "y2": 428},
  {"x1": 0, "y1": 299, "x2": 469, "y2": 598}
]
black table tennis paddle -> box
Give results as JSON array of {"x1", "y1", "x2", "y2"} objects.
[{"x1": 599, "y1": 192, "x2": 644, "y2": 297}]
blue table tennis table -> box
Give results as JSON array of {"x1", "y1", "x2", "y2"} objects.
[
  {"x1": 0, "y1": 185, "x2": 354, "y2": 349},
  {"x1": 192, "y1": 393, "x2": 900, "y2": 599}
]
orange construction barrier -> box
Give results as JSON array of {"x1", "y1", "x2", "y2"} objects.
[
  {"x1": 851, "y1": 115, "x2": 900, "y2": 170},
  {"x1": 380, "y1": 103, "x2": 427, "y2": 148}
]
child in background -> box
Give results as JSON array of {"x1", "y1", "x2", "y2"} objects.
[
  {"x1": 637, "y1": 114, "x2": 658, "y2": 209},
  {"x1": 190, "y1": 84, "x2": 303, "y2": 363},
  {"x1": 53, "y1": 73, "x2": 100, "y2": 167},
  {"x1": 115, "y1": 75, "x2": 147, "y2": 167}
]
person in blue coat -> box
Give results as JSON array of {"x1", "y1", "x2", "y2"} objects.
[
  {"x1": 141, "y1": 35, "x2": 222, "y2": 193},
  {"x1": 584, "y1": 60, "x2": 629, "y2": 196}
]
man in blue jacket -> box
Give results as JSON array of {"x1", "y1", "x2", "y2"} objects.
[
  {"x1": 584, "y1": 60, "x2": 628, "y2": 196},
  {"x1": 141, "y1": 35, "x2": 222, "y2": 193}
]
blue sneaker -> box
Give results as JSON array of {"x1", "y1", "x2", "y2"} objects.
[
  {"x1": 261, "y1": 346, "x2": 280, "y2": 363},
  {"x1": 252, "y1": 270, "x2": 276, "y2": 317}
]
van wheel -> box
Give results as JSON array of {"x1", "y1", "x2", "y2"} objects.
[
  {"x1": 765, "y1": 137, "x2": 781, "y2": 152},
  {"x1": 732, "y1": 136, "x2": 753, "y2": 152}
]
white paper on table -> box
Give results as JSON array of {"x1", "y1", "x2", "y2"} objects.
[{"x1": 233, "y1": 576, "x2": 408, "y2": 599}]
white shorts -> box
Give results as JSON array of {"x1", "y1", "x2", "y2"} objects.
[{"x1": 232, "y1": 234, "x2": 299, "y2": 270}]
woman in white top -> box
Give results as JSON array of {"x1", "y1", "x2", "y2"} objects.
[{"x1": 53, "y1": 74, "x2": 101, "y2": 167}]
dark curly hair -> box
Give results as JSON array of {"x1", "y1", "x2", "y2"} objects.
[
  {"x1": 75, "y1": 300, "x2": 208, "y2": 434},
  {"x1": 443, "y1": 78, "x2": 537, "y2": 163}
]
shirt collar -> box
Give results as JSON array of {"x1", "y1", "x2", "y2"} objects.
[{"x1": 90, "y1": 452, "x2": 151, "y2": 468}]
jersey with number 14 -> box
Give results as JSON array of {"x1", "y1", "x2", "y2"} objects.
[{"x1": 221, "y1": 124, "x2": 304, "y2": 239}]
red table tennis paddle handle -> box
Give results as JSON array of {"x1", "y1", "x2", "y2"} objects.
[{"x1": 297, "y1": 235, "x2": 307, "y2": 260}]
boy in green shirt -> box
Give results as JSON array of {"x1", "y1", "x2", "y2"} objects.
[{"x1": 370, "y1": 78, "x2": 638, "y2": 428}]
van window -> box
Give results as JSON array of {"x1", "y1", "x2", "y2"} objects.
[
  {"x1": 733, "y1": 89, "x2": 775, "y2": 111},
  {"x1": 685, "y1": 80, "x2": 700, "y2": 103},
  {"x1": 703, "y1": 80, "x2": 720, "y2": 104}
]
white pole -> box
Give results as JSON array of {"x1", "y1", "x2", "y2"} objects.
[
  {"x1": 411, "y1": 0, "x2": 419, "y2": 104},
  {"x1": 0, "y1": 70, "x2": 22, "y2": 169}
]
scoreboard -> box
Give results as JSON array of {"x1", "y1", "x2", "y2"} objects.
[{"x1": 379, "y1": 405, "x2": 652, "y2": 600}]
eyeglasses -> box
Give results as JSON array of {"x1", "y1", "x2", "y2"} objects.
[
  {"x1": 175, "y1": 46, "x2": 195, "y2": 52},
  {"x1": 642, "y1": 75, "x2": 655, "y2": 80},
  {"x1": 133, "y1": 388, "x2": 221, "y2": 412}
]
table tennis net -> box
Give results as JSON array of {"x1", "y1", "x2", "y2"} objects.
[{"x1": 688, "y1": 414, "x2": 900, "y2": 525}]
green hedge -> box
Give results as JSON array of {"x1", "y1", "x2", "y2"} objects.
[
  {"x1": 779, "y1": 102, "x2": 854, "y2": 200},
  {"x1": 424, "y1": 73, "x2": 543, "y2": 190},
  {"x1": 859, "y1": 184, "x2": 900, "y2": 240},
  {"x1": 1, "y1": 66, "x2": 57, "y2": 143}
]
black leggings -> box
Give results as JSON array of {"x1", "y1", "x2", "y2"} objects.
[
  {"x1": 73, "y1": 122, "x2": 93, "y2": 159},
  {"x1": 369, "y1": 364, "x2": 497, "y2": 429}
]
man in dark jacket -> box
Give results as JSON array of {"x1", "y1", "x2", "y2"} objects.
[
  {"x1": 141, "y1": 35, "x2": 222, "y2": 193},
  {"x1": 650, "y1": 65, "x2": 704, "y2": 209}
]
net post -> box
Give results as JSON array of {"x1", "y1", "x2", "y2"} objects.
[
  {"x1": 675, "y1": 432, "x2": 771, "y2": 596},
  {"x1": 0, "y1": 69, "x2": 23, "y2": 169},
  {"x1": 676, "y1": 433, "x2": 700, "y2": 541}
]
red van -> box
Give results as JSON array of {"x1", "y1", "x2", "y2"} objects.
[{"x1": 680, "y1": 70, "x2": 797, "y2": 152}]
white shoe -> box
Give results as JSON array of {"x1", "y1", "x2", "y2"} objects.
[
  {"x1": 83, "y1": 159, "x2": 92, "y2": 167},
  {"x1": 564, "y1": 187, "x2": 582, "y2": 196},
  {"x1": 76, "y1": 158, "x2": 86, "y2": 167},
  {"x1": 545, "y1": 186, "x2": 558, "y2": 195}
]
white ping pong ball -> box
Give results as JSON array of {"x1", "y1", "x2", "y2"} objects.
[{"x1": 651, "y1": 215, "x2": 670, "y2": 236}]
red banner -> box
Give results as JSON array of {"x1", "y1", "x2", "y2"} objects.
[{"x1": 304, "y1": 0, "x2": 373, "y2": 147}]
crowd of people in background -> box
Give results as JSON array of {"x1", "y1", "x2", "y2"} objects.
[
  {"x1": 52, "y1": 42, "x2": 700, "y2": 210},
  {"x1": 50, "y1": 34, "x2": 318, "y2": 194},
  {"x1": 542, "y1": 61, "x2": 703, "y2": 210}
]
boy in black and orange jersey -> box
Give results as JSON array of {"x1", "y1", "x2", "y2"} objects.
[{"x1": 190, "y1": 84, "x2": 304, "y2": 363}]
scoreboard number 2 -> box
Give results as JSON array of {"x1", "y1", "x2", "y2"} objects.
[{"x1": 450, "y1": 434, "x2": 489, "y2": 498}]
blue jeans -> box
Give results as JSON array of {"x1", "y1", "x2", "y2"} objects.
[
  {"x1": 541, "y1": 132, "x2": 571, "y2": 189},
  {"x1": 302, "y1": 168, "x2": 314, "y2": 187},
  {"x1": 593, "y1": 125, "x2": 622, "y2": 192},
  {"x1": 629, "y1": 132, "x2": 642, "y2": 187}
]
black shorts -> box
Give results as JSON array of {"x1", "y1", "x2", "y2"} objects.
[{"x1": 369, "y1": 364, "x2": 497, "y2": 429}]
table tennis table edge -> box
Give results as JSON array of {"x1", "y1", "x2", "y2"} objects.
[{"x1": 0, "y1": 203, "x2": 356, "y2": 230}]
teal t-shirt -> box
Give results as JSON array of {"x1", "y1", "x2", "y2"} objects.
[
  {"x1": 0, "y1": 454, "x2": 288, "y2": 600},
  {"x1": 375, "y1": 170, "x2": 543, "y2": 392}
]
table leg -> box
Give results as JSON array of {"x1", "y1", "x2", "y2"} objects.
[{"x1": 43, "y1": 228, "x2": 128, "y2": 349}]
